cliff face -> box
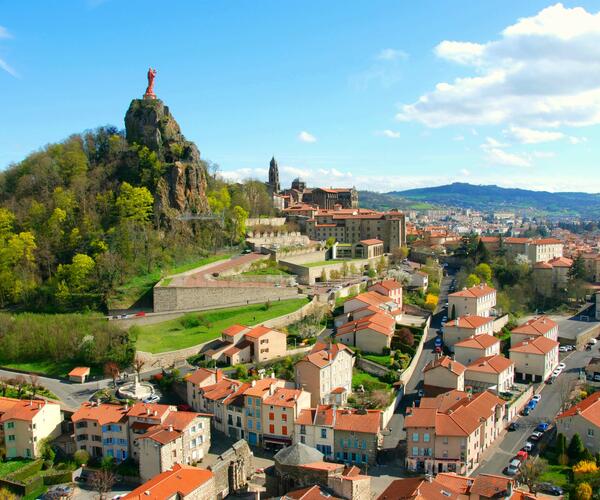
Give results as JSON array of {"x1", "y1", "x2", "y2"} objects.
[{"x1": 125, "y1": 98, "x2": 208, "y2": 216}]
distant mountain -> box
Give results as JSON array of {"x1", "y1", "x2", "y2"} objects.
[{"x1": 360, "y1": 183, "x2": 600, "y2": 217}]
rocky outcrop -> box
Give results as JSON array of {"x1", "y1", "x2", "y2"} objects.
[{"x1": 125, "y1": 98, "x2": 208, "y2": 215}]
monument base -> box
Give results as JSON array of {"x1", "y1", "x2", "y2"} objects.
[{"x1": 143, "y1": 93, "x2": 157, "y2": 100}]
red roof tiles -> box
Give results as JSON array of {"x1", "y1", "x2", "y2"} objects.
[{"x1": 123, "y1": 464, "x2": 213, "y2": 499}]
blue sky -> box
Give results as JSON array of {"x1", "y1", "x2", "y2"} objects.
[{"x1": 1, "y1": 1, "x2": 600, "y2": 192}]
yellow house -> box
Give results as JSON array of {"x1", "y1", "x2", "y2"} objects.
[
  {"x1": 261, "y1": 387, "x2": 311, "y2": 450},
  {"x1": 0, "y1": 398, "x2": 62, "y2": 459}
]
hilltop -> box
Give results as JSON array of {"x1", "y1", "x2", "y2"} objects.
[{"x1": 361, "y1": 183, "x2": 600, "y2": 217}]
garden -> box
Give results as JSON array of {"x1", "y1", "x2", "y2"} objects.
[
  {"x1": 135, "y1": 297, "x2": 309, "y2": 353},
  {"x1": 349, "y1": 368, "x2": 396, "y2": 410}
]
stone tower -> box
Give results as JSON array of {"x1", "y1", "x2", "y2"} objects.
[{"x1": 268, "y1": 156, "x2": 281, "y2": 194}]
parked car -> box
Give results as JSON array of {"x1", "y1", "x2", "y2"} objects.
[
  {"x1": 434, "y1": 346, "x2": 442, "y2": 353},
  {"x1": 530, "y1": 431, "x2": 544, "y2": 441},
  {"x1": 521, "y1": 407, "x2": 531, "y2": 416},
  {"x1": 134, "y1": 311, "x2": 146, "y2": 317},
  {"x1": 590, "y1": 338, "x2": 598, "y2": 345},
  {"x1": 557, "y1": 362, "x2": 566, "y2": 370},
  {"x1": 537, "y1": 483, "x2": 563, "y2": 496},
  {"x1": 417, "y1": 389, "x2": 425, "y2": 397},
  {"x1": 552, "y1": 368, "x2": 562, "y2": 377},
  {"x1": 586, "y1": 344, "x2": 593, "y2": 351},
  {"x1": 505, "y1": 458, "x2": 522, "y2": 476},
  {"x1": 522, "y1": 442, "x2": 534, "y2": 452},
  {"x1": 559, "y1": 345, "x2": 569, "y2": 352},
  {"x1": 532, "y1": 395, "x2": 541, "y2": 403},
  {"x1": 516, "y1": 450, "x2": 528, "y2": 461},
  {"x1": 435, "y1": 337, "x2": 443, "y2": 347},
  {"x1": 546, "y1": 376, "x2": 556, "y2": 384},
  {"x1": 508, "y1": 422, "x2": 520, "y2": 431},
  {"x1": 536, "y1": 422, "x2": 549, "y2": 432},
  {"x1": 594, "y1": 374, "x2": 600, "y2": 382},
  {"x1": 143, "y1": 394, "x2": 160, "y2": 404}
]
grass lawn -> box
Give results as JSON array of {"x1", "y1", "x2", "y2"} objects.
[
  {"x1": 0, "y1": 459, "x2": 33, "y2": 478},
  {"x1": 538, "y1": 465, "x2": 571, "y2": 487},
  {"x1": 109, "y1": 254, "x2": 231, "y2": 309},
  {"x1": 136, "y1": 298, "x2": 309, "y2": 353},
  {"x1": 352, "y1": 368, "x2": 392, "y2": 391},
  {"x1": 363, "y1": 354, "x2": 392, "y2": 367},
  {"x1": 304, "y1": 259, "x2": 364, "y2": 268},
  {"x1": 242, "y1": 267, "x2": 292, "y2": 276},
  {"x1": 2, "y1": 360, "x2": 101, "y2": 381}
]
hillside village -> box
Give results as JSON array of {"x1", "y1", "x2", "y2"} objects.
[{"x1": 2, "y1": 86, "x2": 600, "y2": 500}]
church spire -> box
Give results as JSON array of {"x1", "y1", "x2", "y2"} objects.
[{"x1": 268, "y1": 156, "x2": 280, "y2": 194}]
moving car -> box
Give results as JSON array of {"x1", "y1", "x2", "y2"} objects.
[{"x1": 505, "y1": 458, "x2": 522, "y2": 476}]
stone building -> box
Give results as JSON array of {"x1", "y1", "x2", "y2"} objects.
[
  {"x1": 533, "y1": 257, "x2": 572, "y2": 296},
  {"x1": 208, "y1": 439, "x2": 253, "y2": 499}
]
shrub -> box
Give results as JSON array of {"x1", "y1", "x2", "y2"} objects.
[
  {"x1": 573, "y1": 460, "x2": 598, "y2": 477},
  {"x1": 43, "y1": 470, "x2": 73, "y2": 486},
  {"x1": 575, "y1": 482, "x2": 592, "y2": 500},
  {"x1": 180, "y1": 313, "x2": 201, "y2": 329},
  {"x1": 396, "y1": 328, "x2": 414, "y2": 347},
  {"x1": 74, "y1": 449, "x2": 90, "y2": 466}
]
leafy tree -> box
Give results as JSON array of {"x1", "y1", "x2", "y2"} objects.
[
  {"x1": 74, "y1": 449, "x2": 90, "y2": 466},
  {"x1": 325, "y1": 237, "x2": 336, "y2": 248},
  {"x1": 474, "y1": 263, "x2": 492, "y2": 284},
  {"x1": 575, "y1": 482, "x2": 592, "y2": 500},
  {"x1": 519, "y1": 457, "x2": 547, "y2": 493},
  {"x1": 568, "y1": 433, "x2": 585, "y2": 464},
  {"x1": 207, "y1": 186, "x2": 231, "y2": 214},
  {"x1": 475, "y1": 238, "x2": 491, "y2": 264},
  {"x1": 376, "y1": 256, "x2": 387, "y2": 276},
  {"x1": 396, "y1": 328, "x2": 415, "y2": 347},
  {"x1": 230, "y1": 205, "x2": 248, "y2": 244},
  {"x1": 424, "y1": 293, "x2": 438, "y2": 311},
  {"x1": 136, "y1": 145, "x2": 164, "y2": 189},
  {"x1": 569, "y1": 254, "x2": 586, "y2": 281},
  {"x1": 116, "y1": 182, "x2": 153, "y2": 222},
  {"x1": 555, "y1": 432, "x2": 567, "y2": 456},
  {"x1": 104, "y1": 361, "x2": 120, "y2": 389},
  {"x1": 465, "y1": 274, "x2": 481, "y2": 287}
]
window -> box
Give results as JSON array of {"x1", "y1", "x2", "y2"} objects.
[
  {"x1": 443, "y1": 437, "x2": 448, "y2": 444},
  {"x1": 412, "y1": 433, "x2": 419, "y2": 442},
  {"x1": 248, "y1": 398, "x2": 253, "y2": 406},
  {"x1": 301, "y1": 425, "x2": 306, "y2": 435},
  {"x1": 6, "y1": 422, "x2": 14, "y2": 429},
  {"x1": 269, "y1": 424, "x2": 275, "y2": 434},
  {"x1": 282, "y1": 426, "x2": 288, "y2": 435},
  {"x1": 321, "y1": 428, "x2": 327, "y2": 439},
  {"x1": 412, "y1": 446, "x2": 419, "y2": 456},
  {"x1": 300, "y1": 435, "x2": 306, "y2": 444},
  {"x1": 423, "y1": 433, "x2": 430, "y2": 443},
  {"x1": 7, "y1": 435, "x2": 15, "y2": 442},
  {"x1": 248, "y1": 420, "x2": 253, "y2": 430},
  {"x1": 362, "y1": 454, "x2": 367, "y2": 463},
  {"x1": 362, "y1": 439, "x2": 366, "y2": 449},
  {"x1": 282, "y1": 413, "x2": 287, "y2": 421},
  {"x1": 255, "y1": 409, "x2": 261, "y2": 418},
  {"x1": 256, "y1": 421, "x2": 261, "y2": 431},
  {"x1": 588, "y1": 428, "x2": 594, "y2": 437},
  {"x1": 269, "y1": 412, "x2": 274, "y2": 420}
]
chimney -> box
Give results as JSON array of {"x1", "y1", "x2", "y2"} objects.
[
  {"x1": 124, "y1": 403, "x2": 129, "y2": 411},
  {"x1": 216, "y1": 369, "x2": 223, "y2": 382},
  {"x1": 146, "y1": 408, "x2": 151, "y2": 415},
  {"x1": 168, "y1": 424, "x2": 173, "y2": 432},
  {"x1": 252, "y1": 380, "x2": 256, "y2": 387},
  {"x1": 154, "y1": 410, "x2": 158, "y2": 416}
]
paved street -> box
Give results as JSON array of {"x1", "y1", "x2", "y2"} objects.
[{"x1": 473, "y1": 343, "x2": 600, "y2": 477}]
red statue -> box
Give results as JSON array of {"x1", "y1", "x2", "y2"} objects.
[{"x1": 144, "y1": 67, "x2": 157, "y2": 98}]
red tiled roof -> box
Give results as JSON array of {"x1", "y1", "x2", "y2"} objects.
[
  {"x1": 243, "y1": 378, "x2": 281, "y2": 398},
  {"x1": 423, "y1": 356, "x2": 466, "y2": 376},
  {"x1": 222, "y1": 324, "x2": 248, "y2": 336},
  {"x1": 371, "y1": 279, "x2": 402, "y2": 291},
  {"x1": 185, "y1": 368, "x2": 216, "y2": 386},
  {"x1": 283, "y1": 485, "x2": 343, "y2": 500},
  {"x1": 454, "y1": 334, "x2": 500, "y2": 350},
  {"x1": 72, "y1": 403, "x2": 128, "y2": 425},
  {"x1": 447, "y1": 315, "x2": 494, "y2": 329},
  {"x1": 359, "y1": 239, "x2": 384, "y2": 245},
  {"x1": 333, "y1": 409, "x2": 380, "y2": 434},
  {"x1": 470, "y1": 474, "x2": 512, "y2": 497},
  {"x1": 556, "y1": 391, "x2": 600, "y2": 427},
  {"x1": 127, "y1": 403, "x2": 171, "y2": 420},
  {"x1": 419, "y1": 391, "x2": 470, "y2": 413},
  {"x1": 68, "y1": 367, "x2": 90, "y2": 377},
  {"x1": 263, "y1": 387, "x2": 305, "y2": 408},
  {"x1": 0, "y1": 398, "x2": 58, "y2": 422},
  {"x1": 511, "y1": 316, "x2": 557, "y2": 336},
  {"x1": 467, "y1": 355, "x2": 514, "y2": 374},
  {"x1": 123, "y1": 464, "x2": 213, "y2": 499},
  {"x1": 244, "y1": 324, "x2": 279, "y2": 339},
  {"x1": 449, "y1": 284, "x2": 496, "y2": 298},
  {"x1": 510, "y1": 336, "x2": 559, "y2": 355},
  {"x1": 299, "y1": 343, "x2": 353, "y2": 368},
  {"x1": 201, "y1": 378, "x2": 243, "y2": 401}
]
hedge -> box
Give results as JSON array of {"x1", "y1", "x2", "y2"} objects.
[
  {"x1": 0, "y1": 474, "x2": 43, "y2": 497},
  {"x1": 5, "y1": 460, "x2": 43, "y2": 482},
  {"x1": 43, "y1": 469, "x2": 73, "y2": 485}
]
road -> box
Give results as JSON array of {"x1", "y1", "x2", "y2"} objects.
[{"x1": 473, "y1": 343, "x2": 600, "y2": 477}]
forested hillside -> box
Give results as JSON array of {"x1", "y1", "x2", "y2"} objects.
[{"x1": 0, "y1": 98, "x2": 274, "y2": 313}]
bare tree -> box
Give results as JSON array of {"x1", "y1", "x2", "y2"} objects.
[
  {"x1": 29, "y1": 374, "x2": 40, "y2": 398},
  {"x1": 133, "y1": 356, "x2": 146, "y2": 378},
  {"x1": 103, "y1": 362, "x2": 120, "y2": 389},
  {"x1": 90, "y1": 469, "x2": 116, "y2": 500},
  {"x1": 0, "y1": 378, "x2": 7, "y2": 397},
  {"x1": 14, "y1": 375, "x2": 27, "y2": 398},
  {"x1": 557, "y1": 378, "x2": 575, "y2": 413},
  {"x1": 519, "y1": 457, "x2": 547, "y2": 494}
]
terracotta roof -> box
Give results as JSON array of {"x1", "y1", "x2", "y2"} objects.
[
  {"x1": 127, "y1": 403, "x2": 171, "y2": 420},
  {"x1": 534, "y1": 261, "x2": 553, "y2": 269},
  {"x1": 447, "y1": 315, "x2": 494, "y2": 329},
  {"x1": 243, "y1": 378, "x2": 281, "y2": 397},
  {"x1": 201, "y1": 378, "x2": 243, "y2": 401},
  {"x1": 423, "y1": 356, "x2": 466, "y2": 376},
  {"x1": 244, "y1": 324, "x2": 280, "y2": 339},
  {"x1": 263, "y1": 387, "x2": 305, "y2": 408},
  {"x1": 470, "y1": 474, "x2": 512, "y2": 497},
  {"x1": 419, "y1": 391, "x2": 470, "y2": 413},
  {"x1": 454, "y1": 334, "x2": 500, "y2": 350},
  {"x1": 336, "y1": 313, "x2": 395, "y2": 338},
  {"x1": 449, "y1": 284, "x2": 496, "y2": 298},
  {"x1": 71, "y1": 403, "x2": 128, "y2": 425},
  {"x1": 480, "y1": 236, "x2": 500, "y2": 243},
  {"x1": 185, "y1": 368, "x2": 216, "y2": 386},
  {"x1": 511, "y1": 316, "x2": 557, "y2": 336},
  {"x1": 295, "y1": 404, "x2": 335, "y2": 427},
  {"x1": 532, "y1": 238, "x2": 563, "y2": 245},
  {"x1": 283, "y1": 485, "x2": 343, "y2": 500},
  {"x1": 333, "y1": 409, "x2": 381, "y2": 434},
  {"x1": 68, "y1": 367, "x2": 90, "y2": 377},
  {"x1": 510, "y1": 335, "x2": 559, "y2": 355},
  {"x1": 467, "y1": 355, "x2": 514, "y2": 374},
  {"x1": 556, "y1": 391, "x2": 600, "y2": 427},
  {"x1": 223, "y1": 345, "x2": 241, "y2": 356},
  {"x1": 371, "y1": 279, "x2": 402, "y2": 291},
  {"x1": 222, "y1": 324, "x2": 249, "y2": 336},
  {"x1": 299, "y1": 343, "x2": 352, "y2": 368},
  {"x1": 548, "y1": 256, "x2": 573, "y2": 267},
  {"x1": 435, "y1": 473, "x2": 472, "y2": 494},
  {"x1": 0, "y1": 398, "x2": 57, "y2": 422},
  {"x1": 349, "y1": 291, "x2": 396, "y2": 308},
  {"x1": 377, "y1": 477, "x2": 424, "y2": 499},
  {"x1": 300, "y1": 461, "x2": 341, "y2": 471},
  {"x1": 122, "y1": 464, "x2": 213, "y2": 499},
  {"x1": 359, "y1": 239, "x2": 384, "y2": 245}
]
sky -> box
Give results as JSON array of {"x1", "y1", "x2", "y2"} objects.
[{"x1": 1, "y1": 1, "x2": 600, "y2": 193}]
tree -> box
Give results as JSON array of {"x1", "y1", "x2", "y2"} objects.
[
  {"x1": 450, "y1": 304, "x2": 456, "y2": 320},
  {"x1": 230, "y1": 205, "x2": 248, "y2": 244},
  {"x1": 0, "y1": 488, "x2": 18, "y2": 500},
  {"x1": 475, "y1": 238, "x2": 491, "y2": 264},
  {"x1": 396, "y1": 328, "x2": 415, "y2": 347},
  {"x1": 568, "y1": 433, "x2": 585, "y2": 464},
  {"x1": 74, "y1": 449, "x2": 90, "y2": 466},
  {"x1": 14, "y1": 375, "x2": 26, "y2": 398},
  {"x1": 575, "y1": 482, "x2": 592, "y2": 500},
  {"x1": 325, "y1": 237, "x2": 336, "y2": 248},
  {"x1": 555, "y1": 432, "x2": 567, "y2": 456},
  {"x1": 519, "y1": 457, "x2": 547, "y2": 493},
  {"x1": 474, "y1": 263, "x2": 492, "y2": 284},
  {"x1": 29, "y1": 374, "x2": 40, "y2": 398},
  {"x1": 133, "y1": 356, "x2": 146, "y2": 378},
  {"x1": 569, "y1": 254, "x2": 586, "y2": 281},
  {"x1": 465, "y1": 274, "x2": 481, "y2": 288},
  {"x1": 376, "y1": 256, "x2": 387, "y2": 276},
  {"x1": 90, "y1": 468, "x2": 116, "y2": 500},
  {"x1": 104, "y1": 361, "x2": 120, "y2": 389},
  {"x1": 116, "y1": 182, "x2": 153, "y2": 222},
  {"x1": 424, "y1": 294, "x2": 438, "y2": 311}
]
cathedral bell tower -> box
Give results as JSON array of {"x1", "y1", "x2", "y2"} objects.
[{"x1": 268, "y1": 156, "x2": 281, "y2": 194}]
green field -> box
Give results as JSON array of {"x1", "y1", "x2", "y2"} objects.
[
  {"x1": 136, "y1": 298, "x2": 309, "y2": 353},
  {"x1": 0, "y1": 459, "x2": 32, "y2": 478},
  {"x1": 109, "y1": 254, "x2": 231, "y2": 309},
  {"x1": 242, "y1": 267, "x2": 292, "y2": 276},
  {"x1": 2, "y1": 360, "x2": 74, "y2": 378},
  {"x1": 363, "y1": 354, "x2": 392, "y2": 367},
  {"x1": 352, "y1": 368, "x2": 391, "y2": 391},
  {"x1": 538, "y1": 465, "x2": 571, "y2": 487}
]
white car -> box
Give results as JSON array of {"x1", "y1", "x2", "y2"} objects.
[
  {"x1": 532, "y1": 395, "x2": 541, "y2": 403},
  {"x1": 552, "y1": 368, "x2": 562, "y2": 377},
  {"x1": 530, "y1": 431, "x2": 544, "y2": 441},
  {"x1": 523, "y1": 442, "x2": 534, "y2": 452},
  {"x1": 557, "y1": 362, "x2": 566, "y2": 370},
  {"x1": 559, "y1": 346, "x2": 569, "y2": 352}
]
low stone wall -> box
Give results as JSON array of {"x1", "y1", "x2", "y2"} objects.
[
  {"x1": 493, "y1": 314, "x2": 510, "y2": 333},
  {"x1": 279, "y1": 250, "x2": 327, "y2": 265},
  {"x1": 398, "y1": 316, "x2": 430, "y2": 387},
  {"x1": 380, "y1": 391, "x2": 403, "y2": 431},
  {"x1": 356, "y1": 357, "x2": 389, "y2": 377},
  {"x1": 247, "y1": 217, "x2": 286, "y2": 227},
  {"x1": 506, "y1": 385, "x2": 534, "y2": 422}
]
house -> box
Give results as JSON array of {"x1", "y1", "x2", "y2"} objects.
[
  {"x1": 510, "y1": 316, "x2": 558, "y2": 347},
  {"x1": 584, "y1": 357, "x2": 600, "y2": 380},
  {"x1": 377, "y1": 473, "x2": 534, "y2": 500},
  {"x1": 295, "y1": 342, "x2": 354, "y2": 407},
  {"x1": 453, "y1": 334, "x2": 501, "y2": 365},
  {"x1": 0, "y1": 398, "x2": 62, "y2": 459},
  {"x1": 368, "y1": 279, "x2": 402, "y2": 306},
  {"x1": 582, "y1": 253, "x2": 600, "y2": 282},
  {"x1": 261, "y1": 387, "x2": 311, "y2": 450},
  {"x1": 556, "y1": 392, "x2": 600, "y2": 455},
  {"x1": 408, "y1": 271, "x2": 429, "y2": 292},
  {"x1": 129, "y1": 403, "x2": 211, "y2": 482},
  {"x1": 404, "y1": 391, "x2": 506, "y2": 475},
  {"x1": 509, "y1": 336, "x2": 559, "y2": 382},
  {"x1": 333, "y1": 408, "x2": 382, "y2": 466},
  {"x1": 501, "y1": 237, "x2": 564, "y2": 264},
  {"x1": 72, "y1": 403, "x2": 130, "y2": 461},
  {"x1": 122, "y1": 464, "x2": 215, "y2": 500},
  {"x1": 282, "y1": 485, "x2": 343, "y2": 500},
  {"x1": 443, "y1": 316, "x2": 495, "y2": 351},
  {"x1": 335, "y1": 311, "x2": 395, "y2": 354},
  {"x1": 533, "y1": 257, "x2": 572, "y2": 296},
  {"x1": 342, "y1": 291, "x2": 402, "y2": 320},
  {"x1": 68, "y1": 367, "x2": 90, "y2": 384},
  {"x1": 294, "y1": 405, "x2": 336, "y2": 460},
  {"x1": 203, "y1": 324, "x2": 287, "y2": 364},
  {"x1": 448, "y1": 284, "x2": 496, "y2": 318},
  {"x1": 465, "y1": 355, "x2": 515, "y2": 393},
  {"x1": 243, "y1": 378, "x2": 288, "y2": 448},
  {"x1": 334, "y1": 240, "x2": 385, "y2": 260},
  {"x1": 422, "y1": 356, "x2": 466, "y2": 396}
]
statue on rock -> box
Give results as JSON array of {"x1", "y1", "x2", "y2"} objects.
[{"x1": 144, "y1": 67, "x2": 157, "y2": 99}]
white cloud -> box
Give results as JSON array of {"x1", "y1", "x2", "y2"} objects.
[
  {"x1": 484, "y1": 148, "x2": 532, "y2": 168},
  {"x1": 0, "y1": 26, "x2": 12, "y2": 39},
  {"x1": 506, "y1": 126, "x2": 564, "y2": 144},
  {"x1": 377, "y1": 129, "x2": 401, "y2": 139},
  {"x1": 376, "y1": 48, "x2": 408, "y2": 61},
  {"x1": 0, "y1": 58, "x2": 17, "y2": 77},
  {"x1": 218, "y1": 167, "x2": 267, "y2": 183},
  {"x1": 568, "y1": 136, "x2": 588, "y2": 144},
  {"x1": 460, "y1": 168, "x2": 471, "y2": 176},
  {"x1": 398, "y1": 4, "x2": 600, "y2": 129},
  {"x1": 483, "y1": 137, "x2": 507, "y2": 148},
  {"x1": 298, "y1": 131, "x2": 317, "y2": 143}
]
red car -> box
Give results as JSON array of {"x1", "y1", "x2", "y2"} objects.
[
  {"x1": 434, "y1": 346, "x2": 442, "y2": 353},
  {"x1": 135, "y1": 311, "x2": 146, "y2": 317},
  {"x1": 516, "y1": 450, "x2": 528, "y2": 461}
]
